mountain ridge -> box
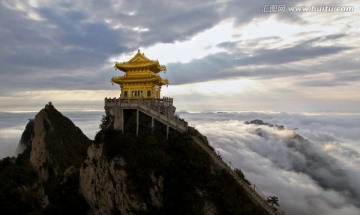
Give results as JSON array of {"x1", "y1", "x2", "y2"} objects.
[{"x1": 0, "y1": 104, "x2": 272, "y2": 214}]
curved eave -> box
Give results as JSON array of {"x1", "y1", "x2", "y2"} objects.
[
  {"x1": 111, "y1": 77, "x2": 169, "y2": 86},
  {"x1": 114, "y1": 62, "x2": 167, "y2": 73}
]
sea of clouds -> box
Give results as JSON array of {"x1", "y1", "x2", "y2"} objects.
[
  {"x1": 181, "y1": 111, "x2": 360, "y2": 215},
  {"x1": 1, "y1": 110, "x2": 359, "y2": 215}
]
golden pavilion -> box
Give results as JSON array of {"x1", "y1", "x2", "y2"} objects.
[
  {"x1": 111, "y1": 49, "x2": 169, "y2": 99},
  {"x1": 105, "y1": 49, "x2": 188, "y2": 137}
]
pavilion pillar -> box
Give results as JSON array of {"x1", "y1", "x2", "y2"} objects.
[
  {"x1": 166, "y1": 125, "x2": 169, "y2": 140},
  {"x1": 136, "y1": 109, "x2": 139, "y2": 136},
  {"x1": 151, "y1": 117, "x2": 154, "y2": 134},
  {"x1": 121, "y1": 109, "x2": 124, "y2": 133}
]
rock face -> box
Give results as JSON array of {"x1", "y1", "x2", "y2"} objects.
[
  {"x1": 16, "y1": 118, "x2": 34, "y2": 154},
  {"x1": 28, "y1": 103, "x2": 91, "y2": 182},
  {"x1": 245, "y1": 119, "x2": 285, "y2": 130},
  {"x1": 80, "y1": 144, "x2": 149, "y2": 215},
  {"x1": 14, "y1": 103, "x2": 91, "y2": 210},
  {"x1": 79, "y1": 126, "x2": 267, "y2": 215},
  {"x1": 79, "y1": 130, "x2": 170, "y2": 215}
]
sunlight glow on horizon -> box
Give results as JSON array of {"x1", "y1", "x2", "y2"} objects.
[
  {"x1": 110, "y1": 17, "x2": 343, "y2": 66},
  {"x1": 163, "y1": 78, "x2": 264, "y2": 96}
]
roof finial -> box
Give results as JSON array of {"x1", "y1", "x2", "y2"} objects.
[{"x1": 138, "y1": 49, "x2": 140, "y2": 53}]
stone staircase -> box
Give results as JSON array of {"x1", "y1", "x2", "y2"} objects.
[
  {"x1": 192, "y1": 136, "x2": 280, "y2": 215},
  {"x1": 137, "y1": 103, "x2": 188, "y2": 133}
]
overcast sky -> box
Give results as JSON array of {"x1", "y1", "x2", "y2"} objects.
[{"x1": 0, "y1": 0, "x2": 359, "y2": 112}]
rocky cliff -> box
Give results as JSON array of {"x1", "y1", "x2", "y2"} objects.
[
  {"x1": 29, "y1": 103, "x2": 90, "y2": 182},
  {"x1": 0, "y1": 104, "x2": 269, "y2": 214}
]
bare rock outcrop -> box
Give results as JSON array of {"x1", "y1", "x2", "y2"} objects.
[
  {"x1": 27, "y1": 103, "x2": 91, "y2": 182},
  {"x1": 80, "y1": 144, "x2": 149, "y2": 215},
  {"x1": 16, "y1": 103, "x2": 91, "y2": 208}
]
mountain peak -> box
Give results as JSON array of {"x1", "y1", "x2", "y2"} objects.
[{"x1": 21, "y1": 103, "x2": 91, "y2": 182}]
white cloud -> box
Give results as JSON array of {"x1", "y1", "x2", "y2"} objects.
[{"x1": 181, "y1": 111, "x2": 360, "y2": 215}]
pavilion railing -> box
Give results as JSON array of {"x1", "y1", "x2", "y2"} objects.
[{"x1": 104, "y1": 97, "x2": 188, "y2": 132}]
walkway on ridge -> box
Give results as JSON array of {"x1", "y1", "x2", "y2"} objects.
[
  {"x1": 137, "y1": 102, "x2": 188, "y2": 133},
  {"x1": 192, "y1": 136, "x2": 280, "y2": 215}
]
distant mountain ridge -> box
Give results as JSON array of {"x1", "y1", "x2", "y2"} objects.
[{"x1": 245, "y1": 119, "x2": 285, "y2": 130}]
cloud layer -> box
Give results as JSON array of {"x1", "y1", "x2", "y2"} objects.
[{"x1": 181, "y1": 111, "x2": 360, "y2": 215}]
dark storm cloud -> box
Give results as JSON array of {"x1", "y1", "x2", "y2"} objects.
[
  {"x1": 237, "y1": 40, "x2": 351, "y2": 66},
  {"x1": 137, "y1": 2, "x2": 222, "y2": 44},
  {"x1": 0, "y1": 2, "x2": 130, "y2": 93},
  {"x1": 166, "y1": 52, "x2": 236, "y2": 84},
  {"x1": 1, "y1": 0, "x2": 300, "y2": 93},
  {"x1": 166, "y1": 35, "x2": 352, "y2": 85},
  {"x1": 297, "y1": 79, "x2": 347, "y2": 87},
  {"x1": 296, "y1": 70, "x2": 360, "y2": 87},
  {"x1": 1, "y1": 0, "x2": 359, "y2": 114},
  {"x1": 0, "y1": 0, "x2": 231, "y2": 94},
  {"x1": 0, "y1": 6, "x2": 127, "y2": 71},
  {"x1": 2, "y1": 0, "x2": 351, "y2": 94},
  {"x1": 225, "y1": 0, "x2": 305, "y2": 25}
]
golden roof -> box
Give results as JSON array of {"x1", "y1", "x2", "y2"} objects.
[
  {"x1": 111, "y1": 75, "x2": 169, "y2": 86},
  {"x1": 114, "y1": 49, "x2": 167, "y2": 73}
]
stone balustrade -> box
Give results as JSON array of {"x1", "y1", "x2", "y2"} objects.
[{"x1": 104, "y1": 97, "x2": 188, "y2": 133}]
